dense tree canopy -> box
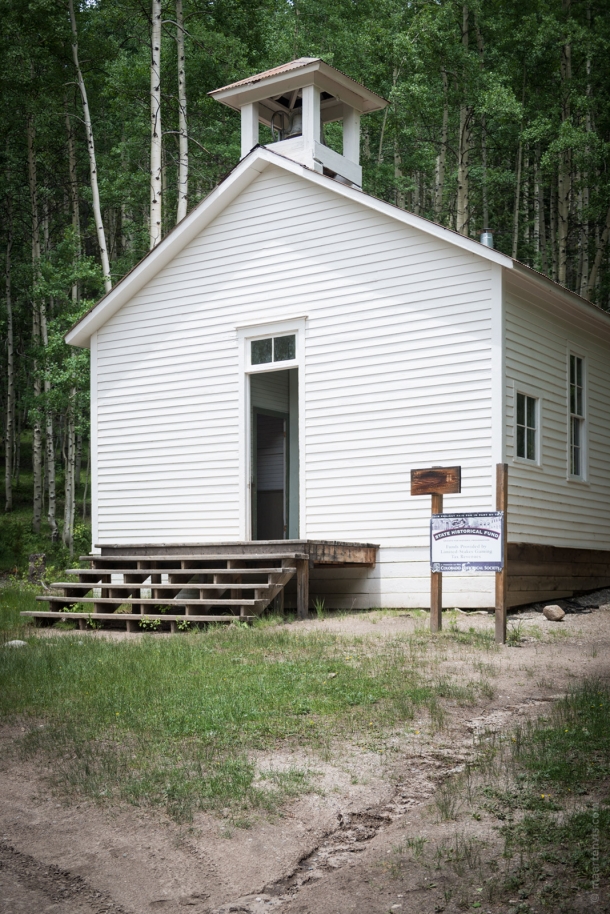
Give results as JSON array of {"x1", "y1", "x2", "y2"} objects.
[{"x1": 2, "y1": 0, "x2": 610, "y2": 546}]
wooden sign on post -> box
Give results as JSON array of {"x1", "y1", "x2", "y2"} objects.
[
  {"x1": 410, "y1": 463, "x2": 508, "y2": 644},
  {"x1": 410, "y1": 466, "x2": 462, "y2": 632}
]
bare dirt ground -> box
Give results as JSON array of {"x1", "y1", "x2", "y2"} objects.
[{"x1": 1, "y1": 606, "x2": 609, "y2": 914}]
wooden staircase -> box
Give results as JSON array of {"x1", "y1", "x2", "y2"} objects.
[{"x1": 25, "y1": 551, "x2": 310, "y2": 632}]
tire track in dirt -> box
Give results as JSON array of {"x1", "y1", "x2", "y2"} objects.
[{"x1": 0, "y1": 841, "x2": 131, "y2": 914}]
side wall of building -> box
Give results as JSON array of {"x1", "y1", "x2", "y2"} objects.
[
  {"x1": 94, "y1": 164, "x2": 501, "y2": 606},
  {"x1": 504, "y1": 274, "x2": 610, "y2": 550}
]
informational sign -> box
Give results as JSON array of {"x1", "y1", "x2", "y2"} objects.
[
  {"x1": 411, "y1": 466, "x2": 461, "y2": 496},
  {"x1": 430, "y1": 512, "x2": 504, "y2": 573}
]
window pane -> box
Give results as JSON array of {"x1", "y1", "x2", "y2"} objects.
[
  {"x1": 576, "y1": 385, "x2": 583, "y2": 416},
  {"x1": 274, "y1": 334, "x2": 296, "y2": 361},
  {"x1": 526, "y1": 396, "x2": 536, "y2": 429},
  {"x1": 516, "y1": 392, "x2": 525, "y2": 426},
  {"x1": 527, "y1": 427, "x2": 536, "y2": 461},
  {"x1": 570, "y1": 354, "x2": 575, "y2": 386},
  {"x1": 576, "y1": 357, "x2": 582, "y2": 387},
  {"x1": 516, "y1": 426, "x2": 525, "y2": 459},
  {"x1": 251, "y1": 338, "x2": 272, "y2": 364}
]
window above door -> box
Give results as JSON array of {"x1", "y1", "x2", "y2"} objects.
[{"x1": 251, "y1": 334, "x2": 296, "y2": 365}]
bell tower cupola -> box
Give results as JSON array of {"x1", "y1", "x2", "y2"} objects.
[{"x1": 209, "y1": 59, "x2": 387, "y2": 189}]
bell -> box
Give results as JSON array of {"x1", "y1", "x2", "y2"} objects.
[{"x1": 284, "y1": 111, "x2": 302, "y2": 139}]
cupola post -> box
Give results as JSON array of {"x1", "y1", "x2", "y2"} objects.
[{"x1": 241, "y1": 102, "x2": 259, "y2": 157}]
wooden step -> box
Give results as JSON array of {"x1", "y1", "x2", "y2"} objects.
[
  {"x1": 22, "y1": 611, "x2": 256, "y2": 629},
  {"x1": 50, "y1": 581, "x2": 287, "y2": 592},
  {"x1": 79, "y1": 553, "x2": 308, "y2": 563},
  {"x1": 65, "y1": 567, "x2": 297, "y2": 576},
  {"x1": 37, "y1": 595, "x2": 265, "y2": 607}
]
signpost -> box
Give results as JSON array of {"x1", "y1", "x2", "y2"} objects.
[
  {"x1": 410, "y1": 463, "x2": 508, "y2": 643},
  {"x1": 410, "y1": 466, "x2": 461, "y2": 633}
]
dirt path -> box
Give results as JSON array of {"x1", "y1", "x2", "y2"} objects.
[{"x1": 1, "y1": 608, "x2": 609, "y2": 914}]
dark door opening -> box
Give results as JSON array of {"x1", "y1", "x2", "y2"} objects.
[{"x1": 254, "y1": 412, "x2": 286, "y2": 540}]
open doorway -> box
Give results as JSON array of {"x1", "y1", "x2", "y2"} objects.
[{"x1": 250, "y1": 369, "x2": 298, "y2": 540}]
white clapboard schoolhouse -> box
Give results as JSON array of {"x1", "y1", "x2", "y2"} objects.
[{"x1": 39, "y1": 58, "x2": 610, "y2": 625}]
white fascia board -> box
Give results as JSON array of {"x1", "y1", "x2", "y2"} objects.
[
  {"x1": 65, "y1": 154, "x2": 269, "y2": 348},
  {"x1": 508, "y1": 262, "x2": 610, "y2": 339}
]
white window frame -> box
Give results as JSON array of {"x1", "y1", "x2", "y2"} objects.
[
  {"x1": 511, "y1": 380, "x2": 543, "y2": 468},
  {"x1": 567, "y1": 349, "x2": 587, "y2": 483},
  {"x1": 236, "y1": 316, "x2": 307, "y2": 539}
]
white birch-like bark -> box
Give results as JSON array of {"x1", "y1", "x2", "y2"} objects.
[
  {"x1": 27, "y1": 116, "x2": 43, "y2": 533},
  {"x1": 39, "y1": 298, "x2": 57, "y2": 540},
  {"x1": 176, "y1": 0, "x2": 188, "y2": 223},
  {"x1": 4, "y1": 213, "x2": 13, "y2": 512},
  {"x1": 62, "y1": 391, "x2": 76, "y2": 552},
  {"x1": 150, "y1": 0, "x2": 163, "y2": 248},
  {"x1": 65, "y1": 98, "x2": 81, "y2": 302},
  {"x1": 512, "y1": 139, "x2": 523, "y2": 258},
  {"x1": 68, "y1": 0, "x2": 111, "y2": 293},
  {"x1": 434, "y1": 69, "x2": 448, "y2": 219}
]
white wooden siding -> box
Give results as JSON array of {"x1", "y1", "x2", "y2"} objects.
[
  {"x1": 95, "y1": 164, "x2": 499, "y2": 605},
  {"x1": 504, "y1": 278, "x2": 610, "y2": 549}
]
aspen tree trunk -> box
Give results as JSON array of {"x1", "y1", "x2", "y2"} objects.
[
  {"x1": 39, "y1": 300, "x2": 57, "y2": 540},
  {"x1": 4, "y1": 215, "x2": 13, "y2": 512},
  {"x1": 580, "y1": 8, "x2": 592, "y2": 298},
  {"x1": 475, "y1": 19, "x2": 488, "y2": 231},
  {"x1": 176, "y1": 0, "x2": 188, "y2": 223},
  {"x1": 27, "y1": 116, "x2": 43, "y2": 533},
  {"x1": 394, "y1": 140, "x2": 405, "y2": 210},
  {"x1": 434, "y1": 68, "x2": 448, "y2": 219},
  {"x1": 75, "y1": 433, "x2": 82, "y2": 487},
  {"x1": 62, "y1": 391, "x2": 76, "y2": 553},
  {"x1": 456, "y1": 5, "x2": 471, "y2": 236},
  {"x1": 512, "y1": 140, "x2": 523, "y2": 259},
  {"x1": 150, "y1": 0, "x2": 163, "y2": 248},
  {"x1": 534, "y1": 153, "x2": 540, "y2": 255},
  {"x1": 68, "y1": 0, "x2": 111, "y2": 293},
  {"x1": 65, "y1": 100, "x2": 80, "y2": 302},
  {"x1": 550, "y1": 178, "x2": 558, "y2": 281},
  {"x1": 558, "y1": 4, "x2": 572, "y2": 286},
  {"x1": 523, "y1": 149, "x2": 530, "y2": 249},
  {"x1": 82, "y1": 442, "x2": 90, "y2": 521}
]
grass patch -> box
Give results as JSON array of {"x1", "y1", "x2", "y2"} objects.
[
  {"x1": 0, "y1": 608, "x2": 489, "y2": 822},
  {"x1": 0, "y1": 583, "x2": 39, "y2": 644}
]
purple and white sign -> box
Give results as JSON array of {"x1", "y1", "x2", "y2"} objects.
[{"x1": 430, "y1": 512, "x2": 504, "y2": 573}]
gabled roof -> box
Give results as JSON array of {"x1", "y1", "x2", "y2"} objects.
[{"x1": 66, "y1": 145, "x2": 608, "y2": 348}]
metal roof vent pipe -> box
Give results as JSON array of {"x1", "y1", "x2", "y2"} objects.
[{"x1": 480, "y1": 229, "x2": 494, "y2": 248}]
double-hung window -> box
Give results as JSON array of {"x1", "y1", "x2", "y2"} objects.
[
  {"x1": 516, "y1": 392, "x2": 537, "y2": 461},
  {"x1": 569, "y1": 354, "x2": 585, "y2": 478}
]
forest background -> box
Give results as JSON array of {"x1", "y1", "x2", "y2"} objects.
[{"x1": 1, "y1": 0, "x2": 610, "y2": 571}]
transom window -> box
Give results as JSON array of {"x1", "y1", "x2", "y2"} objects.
[
  {"x1": 569, "y1": 354, "x2": 585, "y2": 478},
  {"x1": 251, "y1": 334, "x2": 296, "y2": 365},
  {"x1": 516, "y1": 393, "x2": 537, "y2": 461}
]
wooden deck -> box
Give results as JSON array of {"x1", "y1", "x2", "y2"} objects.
[{"x1": 23, "y1": 540, "x2": 378, "y2": 633}]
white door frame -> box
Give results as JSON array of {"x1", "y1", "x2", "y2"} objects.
[{"x1": 236, "y1": 316, "x2": 307, "y2": 540}]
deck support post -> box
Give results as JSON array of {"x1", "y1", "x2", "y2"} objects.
[
  {"x1": 296, "y1": 558, "x2": 309, "y2": 620},
  {"x1": 430, "y1": 493, "x2": 443, "y2": 632},
  {"x1": 495, "y1": 463, "x2": 508, "y2": 644}
]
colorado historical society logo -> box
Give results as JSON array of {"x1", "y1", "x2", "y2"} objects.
[{"x1": 430, "y1": 512, "x2": 504, "y2": 573}]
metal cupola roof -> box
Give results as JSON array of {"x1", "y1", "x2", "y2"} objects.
[{"x1": 209, "y1": 58, "x2": 388, "y2": 118}]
